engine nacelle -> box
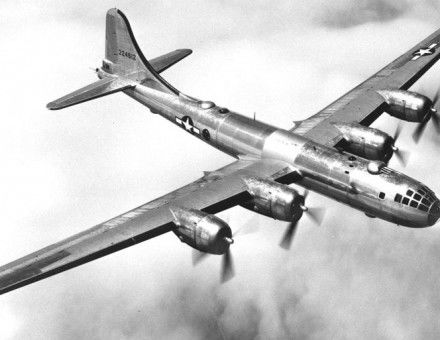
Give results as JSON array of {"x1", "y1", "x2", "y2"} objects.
[
  {"x1": 332, "y1": 122, "x2": 394, "y2": 162},
  {"x1": 241, "y1": 177, "x2": 304, "y2": 221},
  {"x1": 377, "y1": 89, "x2": 432, "y2": 122},
  {"x1": 171, "y1": 207, "x2": 232, "y2": 255}
]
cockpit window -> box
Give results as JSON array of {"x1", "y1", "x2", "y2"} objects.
[
  {"x1": 406, "y1": 189, "x2": 414, "y2": 196},
  {"x1": 410, "y1": 200, "x2": 418, "y2": 208},
  {"x1": 395, "y1": 193, "x2": 402, "y2": 203},
  {"x1": 422, "y1": 198, "x2": 430, "y2": 206},
  {"x1": 379, "y1": 192, "x2": 385, "y2": 199},
  {"x1": 419, "y1": 205, "x2": 429, "y2": 212},
  {"x1": 414, "y1": 193, "x2": 422, "y2": 201},
  {"x1": 402, "y1": 197, "x2": 410, "y2": 205}
]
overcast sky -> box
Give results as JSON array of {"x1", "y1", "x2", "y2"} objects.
[{"x1": 1, "y1": 1, "x2": 440, "y2": 339}]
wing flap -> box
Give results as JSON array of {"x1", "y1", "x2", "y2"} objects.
[{"x1": 0, "y1": 158, "x2": 295, "y2": 294}]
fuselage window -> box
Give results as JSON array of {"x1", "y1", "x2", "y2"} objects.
[
  {"x1": 407, "y1": 189, "x2": 414, "y2": 196},
  {"x1": 379, "y1": 192, "x2": 385, "y2": 199},
  {"x1": 402, "y1": 197, "x2": 410, "y2": 205},
  {"x1": 394, "y1": 193, "x2": 402, "y2": 203},
  {"x1": 414, "y1": 193, "x2": 422, "y2": 201},
  {"x1": 410, "y1": 200, "x2": 418, "y2": 208}
]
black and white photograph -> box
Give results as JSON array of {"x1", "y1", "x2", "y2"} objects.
[{"x1": 1, "y1": 1, "x2": 440, "y2": 339}]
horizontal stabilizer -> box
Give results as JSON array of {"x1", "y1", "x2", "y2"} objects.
[
  {"x1": 149, "y1": 49, "x2": 192, "y2": 74},
  {"x1": 47, "y1": 77, "x2": 136, "y2": 110}
]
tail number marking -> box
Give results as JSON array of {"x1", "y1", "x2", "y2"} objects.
[{"x1": 118, "y1": 49, "x2": 136, "y2": 61}]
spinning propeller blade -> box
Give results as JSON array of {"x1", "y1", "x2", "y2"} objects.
[
  {"x1": 280, "y1": 189, "x2": 326, "y2": 250},
  {"x1": 413, "y1": 87, "x2": 440, "y2": 143},
  {"x1": 192, "y1": 217, "x2": 259, "y2": 283},
  {"x1": 221, "y1": 249, "x2": 234, "y2": 283},
  {"x1": 413, "y1": 118, "x2": 430, "y2": 143},
  {"x1": 305, "y1": 207, "x2": 326, "y2": 225},
  {"x1": 280, "y1": 220, "x2": 299, "y2": 250},
  {"x1": 391, "y1": 122, "x2": 409, "y2": 166}
]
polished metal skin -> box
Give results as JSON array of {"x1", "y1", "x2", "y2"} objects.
[
  {"x1": 170, "y1": 207, "x2": 233, "y2": 255},
  {"x1": 125, "y1": 80, "x2": 440, "y2": 227},
  {"x1": 2, "y1": 8, "x2": 440, "y2": 296},
  {"x1": 241, "y1": 177, "x2": 304, "y2": 221},
  {"x1": 377, "y1": 89, "x2": 434, "y2": 122},
  {"x1": 332, "y1": 122, "x2": 395, "y2": 162}
]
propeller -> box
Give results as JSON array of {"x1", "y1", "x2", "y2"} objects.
[
  {"x1": 391, "y1": 122, "x2": 410, "y2": 166},
  {"x1": 412, "y1": 88, "x2": 440, "y2": 143},
  {"x1": 280, "y1": 220, "x2": 299, "y2": 250},
  {"x1": 192, "y1": 216, "x2": 258, "y2": 283},
  {"x1": 279, "y1": 190, "x2": 326, "y2": 250},
  {"x1": 221, "y1": 248, "x2": 234, "y2": 283},
  {"x1": 302, "y1": 190, "x2": 326, "y2": 225}
]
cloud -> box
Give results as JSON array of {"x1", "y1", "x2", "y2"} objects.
[
  {"x1": 315, "y1": 0, "x2": 439, "y2": 28},
  {"x1": 1, "y1": 1, "x2": 440, "y2": 340},
  {"x1": 318, "y1": 0, "x2": 410, "y2": 28}
]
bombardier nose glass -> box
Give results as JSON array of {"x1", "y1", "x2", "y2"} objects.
[{"x1": 394, "y1": 186, "x2": 438, "y2": 212}]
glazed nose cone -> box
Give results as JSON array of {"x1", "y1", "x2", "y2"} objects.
[{"x1": 428, "y1": 200, "x2": 440, "y2": 226}]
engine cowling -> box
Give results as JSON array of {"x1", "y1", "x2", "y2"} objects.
[
  {"x1": 377, "y1": 89, "x2": 432, "y2": 122},
  {"x1": 332, "y1": 122, "x2": 395, "y2": 162},
  {"x1": 171, "y1": 207, "x2": 233, "y2": 255},
  {"x1": 241, "y1": 177, "x2": 304, "y2": 221}
]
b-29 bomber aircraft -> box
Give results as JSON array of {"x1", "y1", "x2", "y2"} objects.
[{"x1": 1, "y1": 8, "x2": 440, "y2": 293}]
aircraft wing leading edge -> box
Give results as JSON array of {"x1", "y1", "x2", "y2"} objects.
[
  {"x1": 0, "y1": 158, "x2": 295, "y2": 294},
  {"x1": 292, "y1": 28, "x2": 440, "y2": 146}
]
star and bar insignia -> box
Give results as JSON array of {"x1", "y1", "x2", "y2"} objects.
[
  {"x1": 412, "y1": 43, "x2": 438, "y2": 60},
  {"x1": 175, "y1": 116, "x2": 200, "y2": 135}
]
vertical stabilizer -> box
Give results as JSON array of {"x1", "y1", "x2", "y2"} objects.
[{"x1": 104, "y1": 8, "x2": 179, "y2": 94}]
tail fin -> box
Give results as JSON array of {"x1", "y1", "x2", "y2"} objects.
[
  {"x1": 103, "y1": 8, "x2": 179, "y2": 94},
  {"x1": 47, "y1": 9, "x2": 192, "y2": 110}
]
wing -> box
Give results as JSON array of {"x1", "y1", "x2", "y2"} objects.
[
  {"x1": 292, "y1": 28, "x2": 440, "y2": 146},
  {"x1": 0, "y1": 158, "x2": 295, "y2": 294}
]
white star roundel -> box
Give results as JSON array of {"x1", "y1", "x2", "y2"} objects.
[
  {"x1": 175, "y1": 116, "x2": 200, "y2": 135},
  {"x1": 412, "y1": 43, "x2": 438, "y2": 60}
]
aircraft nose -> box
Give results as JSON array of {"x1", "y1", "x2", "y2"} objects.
[{"x1": 428, "y1": 200, "x2": 440, "y2": 226}]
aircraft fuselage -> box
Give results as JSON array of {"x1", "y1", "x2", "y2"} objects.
[{"x1": 123, "y1": 81, "x2": 440, "y2": 228}]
